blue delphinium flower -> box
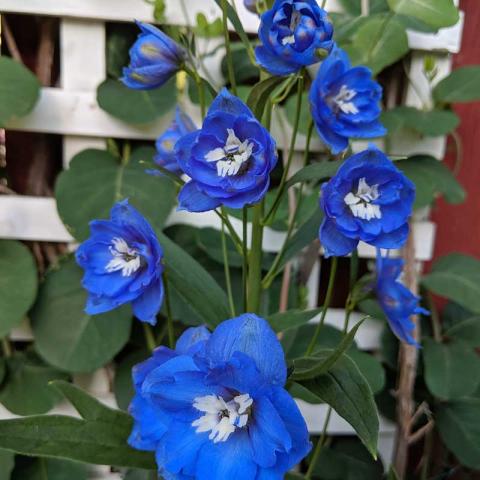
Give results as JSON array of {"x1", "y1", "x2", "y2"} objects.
[
  {"x1": 76, "y1": 200, "x2": 164, "y2": 325},
  {"x1": 121, "y1": 21, "x2": 186, "y2": 90},
  {"x1": 309, "y1": 46, "x2": 386, "y2": 155},
  {"x1": 255, "y1": 0, "x2": 334, "y2": 76},
  {"x1": 153, "y1": 107, "x2": 197, "y2": 174},
  {"x1": 376, "y1": 253, "x2": 429, "y2": 346},
  {"x1": 176, "y1": 88, "x2": 278, "y2": 212},
  {"x1": 129, "y1": 314, "x2": 311, "y2": 479},
  {"x1": 319, "y1": 146, "x2": 415, "y2": 257}
]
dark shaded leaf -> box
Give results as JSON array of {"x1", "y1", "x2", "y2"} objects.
[
  {"x1": 268, "y1": 308, "x2": 322, "y2": 333},
  {"x1": 433, "y1": 66, "x2": 480, "y2": 103}
]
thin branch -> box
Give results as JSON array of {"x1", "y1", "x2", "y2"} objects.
[
  {"x1": 1, "y1": 17, "x2": 23, "y2": 63},
  {"x1": 409, "y1": 420, "x2": 435, "y2": 445}
]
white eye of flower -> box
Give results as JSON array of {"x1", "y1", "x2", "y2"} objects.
[
  {"x1": 105, "y1": 237, "x2": 141, "y2": 277},
  {"x1": 344, "y1": 177, "x2": 382, "y2": 221},
  {"x1": 332, "y1": 85, "x2": 359, "y2": 115},
  {"x1": 205, "y1": 129, "x2": 254, "y2": 178},
  {"x1": 192, "y1": 393, "x2": 253, "y2": 443}
]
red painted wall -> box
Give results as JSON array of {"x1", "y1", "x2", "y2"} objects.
[{"x1": 430, "y1": 0, "x2": 480, "y2": 264}]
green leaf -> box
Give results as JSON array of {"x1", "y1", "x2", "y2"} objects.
[
  {"x1": 12, "y1": 457, "x2": 88, "y2": 480},
  {"x1": 0, "y1": 56, "x2": 40, "y2": 126},
  {"x1": 124, "y1": 469, "x2": 158, "y2": 480},
  {"x1": 291, "y1": 319, "x2": 367, "y2": 381},
  {"x1": 285, "y1": 473, "x2": 305, "y2": 480},
  {"x1": 106, "y1": 24, "x2": 137, "y2": 79},
  {"x1": 31, "y1": 257, "x2": 132, "y2": 373},
  {"x1": 423, "y1": 338, "x2": 480, "y2": 400},
  {"x1": 158, "y1": 232, "x2": 231, "y2": 328},
  {"x1": 382, "y1": 106, "x2": 460, "y2": 136},
  {"x1": 0, "y1": 449, "x2": 14, "y2": 480},
  {"x1": 55, "y1": 147, "x2": 176, "y2": 241},
  {"x1": 284, "y1": 92, "x2": 311, "y2": 135},
  {"x1": 114, "y1": 350, "x2": 148, "y2": 411},
  {"x1": 97, "y1": 78, "x2": 176, "y2": 124},
  {"x1": 397, "y1": 155, "x2": 465, "y2": 209},
  {"x1": 343, "y1": 14, "x2": 409, "y2": 75},
  {"x1": 433, "y1": 66, "x2": 480, "y2": 103},
  {"x1": 421, "y1": 254, "x2": 480, "y2": 313},
  {"x1": 0, "y1": 414, "x2": 155, "y2": 470},
  {"x1": 286, "y1": 160, "x2": 343, "y2": 189},
  {"x1": 301, "y1": 354, "x2": 379, "y2": 457},
  {"x1": 0, "y1": 240, "x2": 38, "y2": 337},
  {"x1": 445, "y1": 316, "x2": 480, "y2": 347},
  {"x1": 0, "y1": 353, "x2": 68, "y2": 416},
  {"x1": 267, "y1": 308, "x2": 322, "y2": 333},
  {"x1": 437, "y1": 398, "x2": 480, "y2": 470},
  {"x1": 348, "y1": 350, "x2": 386, "y2": 395},
  {"x1": 387, "y1": 0, "x2": 459, "y2": 30},
  {"x1": 308, "y1": 439, "x2": 384, "y2": 480},
  {"x1": 246, "y1": 76, "x2": 287, "y2": 122},
  {"x1": 338, "y1": 0, "x2": 389, "y2": 15}
]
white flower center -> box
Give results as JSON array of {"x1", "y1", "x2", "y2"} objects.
[
  {"x1": 105, "y1": 237, "x2": 141, "y2": 277},
  {"x1": 344, "y1": 177, "x2": 382, "y2": 221},
  {"x1": 192, "y1": 393, "x2": 253, "y2": 443},
  {"x1": 282, "y1": 10, "x2": 302, "y2": 45},
  {"x1": 205, "y1": 129, "x2": 254, "y2": 178},
  {"x1": 332, "y1": 85, "x2": 359, "y2": 115}
]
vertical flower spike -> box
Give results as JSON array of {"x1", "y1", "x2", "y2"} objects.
[
  {"x1": 309, "y1": 46, "x2": 387, "y2": 154},
  {"x1": 176, "y1": 88, "x2": 278, "y2": 212},
  {"x1": 319, "y1": 146, "x2": 415, "y2": 257},
  {"x1": 128, "y1": 314, "x2": 311, "y2": 479},
  {"x1": 121, "y1": 21, "x2": 186, "y2": 90},
  {"x1": 152, "y1": 107, "x2": 197, "y2": 175},
  {"x1": 376, "y1": 253, "x2": 429, "y2": 346},
  {"x1": 75, "y1": 200, "x2": 164, "y2": 325},
  {"x1": 255, "y1": 0, "x2": 334, "y2": 76}
]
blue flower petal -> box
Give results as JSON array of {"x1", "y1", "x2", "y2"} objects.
[
  {"x1": 176, "y1": 326, "x2": 211, "y2": 355},
  {"x1": 205, "y1": 314, "x2": 287, "y2": 386},
  {"x1": 132, "y1": 278, "x2": 164, "y2": 325},
  {"x1": 208, "y1": 88, "x2": 254, "y2": 118},
  {"x1": 177, "y1": 181, "x2": 223, "y2": 212},
  {"x1": 319, "y1": 218, "x2": 358, "y2": 257}
]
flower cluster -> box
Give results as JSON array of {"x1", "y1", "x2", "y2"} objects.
[{"x1": 129, "y1": 314, "x2": 311, "y2": 479}]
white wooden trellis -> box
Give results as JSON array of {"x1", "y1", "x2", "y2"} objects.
[{"x1": 0, "y1": 1, "x2": 464, "y2": 478}]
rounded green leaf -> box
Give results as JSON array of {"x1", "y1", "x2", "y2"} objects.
[
  {"x1": 387, "y1": 0, "x2": 459, "y2": 30},
  {"x1": 0, "y1": 352, "x2": 68, "y2": 415},
  {"x1": 31, "y1": 257, "x2": 132, "y2": 373},
  {"x1": 343, "y1": 15, "x2": 409, "y2": 75},
  {"x1": 55, "y1": 147, "x2": 176, "y2": 241},
  {"x1": 0, "y1": 240, "x2": 38, "y2": 337},
  {"x1": 433, "y1": 66, "x2": 480, "y2": 103},
  {"x1": 97, "y1": 78, "x2": 176, "y2": 124},
  {"x1": 437, "y1": 399, "x2": 480, "y2": 470},
  {"x1": 423, "y1": 338, "x2": 480, "y2": 400},
  {"x1": 397, "y1": 155, "x2": 465, "y2": 209},
  {"x1": 445, "y1": 316, "x2": 480, "y2": 347},
  {"x1": 421, "y1": 254, "x2": 480, "y2": 313},
  {"x1": 0, "y1": 56, "x2": 40, "y2": 126}
]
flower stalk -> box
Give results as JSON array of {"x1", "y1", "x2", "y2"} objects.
[{"x1": 247, "y1": 201, "x2": 264, "y2": 313}]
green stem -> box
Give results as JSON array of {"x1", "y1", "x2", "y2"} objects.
[
  {"x1": 221, "y1": 219, "x2": 236, "y2": 317},
  {"x1": 321, "y1": 0, "x2": 327, "y2": 7},
  {"x1": 142, "y1": 324, "x2": 156, "y2": 352},
  {"x1": 162, "y1": 271, "x2": 175, "y2": 349},
  {"x1": 242, "y1": 207, "x2": 249, "y2": 312},
  {"x1": 247, "y1": 201, "x2": 264, "y2": 313},
  {"x1": 262, "y1": 121, "x2": 314, "y2": 288},
  {"x1": 305, "y1": 257, "x2": 338, "y2": 356},
  {"x1": 222, "y1": 0, "x2": 237, "y2": 95},
  {"x1": 264, "y1": 75, "x2": 304, "y2": 225},
  {"x1": 216, "y1": 209, "x2": 243, "y2": 254},
  {"x1": 184, "y1": 66, "x2": 207, "y2": 119},
  {"x1": 305, "y1": 407, "x2": 332, "y2": 479},
  {"x1": 1, "y1": 337, "x2": 12, "y2": 358}
]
